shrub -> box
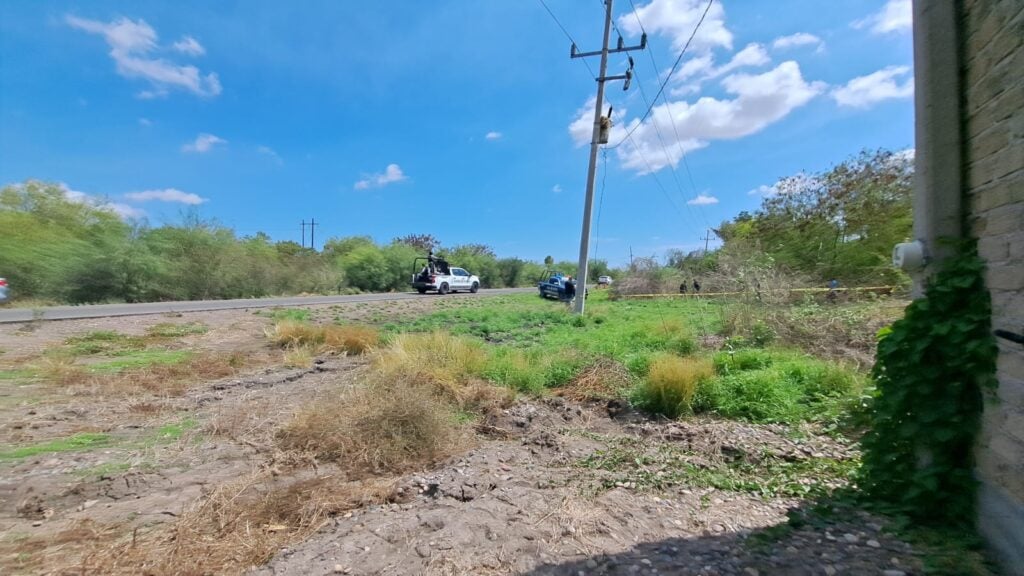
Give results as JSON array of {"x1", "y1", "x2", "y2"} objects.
[
  {"x1": 633, "y1": 356, "x2": 715, "y2": 418},
  {"x1": 697, "y1": 351, "x2": 865, "y2": 424},
  {"x1": 268, "y1": 321, "x2": 379, "y2": 355},
  {"x1": 482, "y1": 347, "x2": 584, "y2": 393},
  {"x1": 277, "y1": 377, "x2": 464, "y2": 475}
]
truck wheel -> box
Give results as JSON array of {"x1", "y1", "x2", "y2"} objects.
[
  {"x1": 416, "y1": 287, "x2": 427, "y2": 294},
  {"x1": 470, "y1": 282, "x2": 479, "y2": 293},
  {"x1": 438, "y1": 283, "x2": 449, "y2": 295}
]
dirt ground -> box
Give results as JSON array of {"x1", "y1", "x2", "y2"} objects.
[{"x1": 0, "y1": 298, "x2": 923, "y2": 575}]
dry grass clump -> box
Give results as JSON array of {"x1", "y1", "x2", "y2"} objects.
[
  {"x1": 277, "y1": 378, "x2": 466, "y2": 475},
  {"x1": 558, "y1": 358, "x2": 633, "y2": 402},
  {"x1": 635, "y1": 356, "x2": 715, "y2": 418},
  {"x1": 268, "y1": 321, "x2": 379, "y2": 355},
  {"x1": 373, "y1": 331, "x2": 487, "y2": 388},
  {"x1": 52, "y1": 475, "x2": 397, "y2": 575}
]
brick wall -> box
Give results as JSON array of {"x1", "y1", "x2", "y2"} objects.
[{"x1": 963, "y1": 0, "x2": 1024, "y2": 571}]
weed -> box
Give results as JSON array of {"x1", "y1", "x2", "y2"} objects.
[
  {"x1": 579, "y1": 441, "x2": 856, "y2": 499},
  {"x1": 277, "y1": 378, "x2": 465, "y2": 475},
  {"x1": 269, "y1": 308, "x2": 313, "y2": 322},
  {"x1": 0, "y1": 432, "x2": 111, "y2": 460},
  {"x1": 694, "y1": 350, "x2": 865, "y2": 425},
  {"x1": 62, "y1": 331, "x2": 147, "y2": 356},
  {"x1": 87, "y1": 349, "x2": 192, "y2": 373},
  {"x1": 78, "y1": 475, "x2": 396, "y2": 575},
  {"x1": 268, "y1": 321, "x2": 378, "y2": 355},
  {"x1": 632, "y1": 356, "x2": 715, "y2": 418},
  {"x1": 146, "y1": 322, "x2": 208, "y2": 338},
  {"x1": 558, "y1": 358, "x2": 633, "y2": 402},
  {"x1": 283, "y1": 346, "x2": 313, "y2": 368}
]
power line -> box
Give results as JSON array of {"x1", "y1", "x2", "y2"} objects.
[
  {"x1": 628, "y1": 0, "x2": 706, "y2": 222},
  {"x1": 537, "y1": 0, "x2": 598, "y2": 79},
  {"x1": 607, "y1": 0, "x2": 714, "y2": 149}
]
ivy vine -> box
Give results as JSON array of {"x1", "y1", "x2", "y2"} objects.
[{"x1": 860, "y1": 243, "x2": 998, "y2": 526}]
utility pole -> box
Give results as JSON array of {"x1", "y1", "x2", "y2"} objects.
[
  {"x1": 301, "y1": 220, "x2": 307, "y2": 248},
  {"x1": 571, "y1": 0, "x2": 645, "y2": 314},
  {"x1": 629, "y1": 246, "x2": 634, "y2": 268},
  {"x1": 700, "y1": 229, "x2": 714, "y2": 253},
  {"x1": 309, "y1": 218, "x2": 318, "y2": 251}
]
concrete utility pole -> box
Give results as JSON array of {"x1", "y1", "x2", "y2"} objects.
[{"x1": 571, "y1": 0, "x2": 645, "y2": 314}]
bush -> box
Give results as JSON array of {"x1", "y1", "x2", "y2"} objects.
[
  {"x1": 277, "y1": 377, "x2": 463, "y2": 475},
  {"x1": 482, "y1": 347, "x2": 585, "y2": 393},
  {"x1": 268, "y1": 321, "x2": 379, "y2": 355},
  {"x1": 633, "y1": 356, "x2": 715, "y2": 418},
  {"x1": 697, "y1": 350, "x2": 864, "y2": 424}
]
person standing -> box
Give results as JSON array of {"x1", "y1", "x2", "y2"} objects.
[{"x1": 693, "y1": 279, "x2": 701, "y2": 293}]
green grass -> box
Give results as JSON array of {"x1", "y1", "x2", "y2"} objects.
[
  {"x1": 387, "y1": 292, "x2": 714, "y2": 380},
  {"x1": 694, "y1": 349, "x2": 866, "y2": 425},
  {"x1": 0, "y1": 368, "x2": 37, "y2": 381},
  {"x1": 152, "y1": 417, "x2": 198, "y2": 442},
  {"x1": 146, "y1": 322, "x2": 208, "y2": 338},
  {"x1": 87, "y1": 350, "x2": 193, "y2": 373},
  {"x1": 0, "y1": 432, "x2": 111, "y2": 461},
  {"x1": 61, "y1": 331, "x2": 147, "y2": 356},
  {"x1": 267, "y1": 308, "x2": 313, "y2": 322},
  {"x1": 383, "y1": 293, "x2": 866, "y2": 427},
  {"x1": 578, "y1": 438, "x2": 857, "y2": 499}
]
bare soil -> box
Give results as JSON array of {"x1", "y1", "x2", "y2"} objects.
[{"x1": 0, "y1": 299, "x2": 923, "y2": 575}]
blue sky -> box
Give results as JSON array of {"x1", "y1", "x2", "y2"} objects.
[{"x1": 0, "y1": 0, "x2": 914, "y2": 266}]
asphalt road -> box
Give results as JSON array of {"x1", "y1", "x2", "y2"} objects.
[{"x1": 0, "y1": 288, "x2": 534, "y2": 324}]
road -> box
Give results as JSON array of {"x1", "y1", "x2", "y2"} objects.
[{"x1": 0, "y1": 288, "x2": 534, "y2": 323}]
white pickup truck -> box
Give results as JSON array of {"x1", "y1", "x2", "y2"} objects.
[{"x1": 410, "y1": 255, "x2": 480, "y2": 295}]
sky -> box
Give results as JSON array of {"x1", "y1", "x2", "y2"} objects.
[{"x1": 0, "y1": 0, "x2": 915, "y2": 266}]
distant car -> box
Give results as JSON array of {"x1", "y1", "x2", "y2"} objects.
[
  {"x1": 597, "y1": 275, "x2": 613, "y2": 286},
  {"x1": 0, "y1": 277, "x2": 8, "y2": 304}
]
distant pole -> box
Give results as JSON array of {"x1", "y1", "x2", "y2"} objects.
[
  {"x1": 309, "y1": 218, "x2": 318, "y2": 250},
  {"x1": 701, "y1": 229, "x2": 713, "y2": 253},
  {"x1": 570, "y1": 0, "x2": 645, "y2": 314},
  {"x1": 629, "y1": 246, "x2": 634, "y2": 268},
  {"x1": 301, "y1": 220, "x2": 307, "y2": 248}
]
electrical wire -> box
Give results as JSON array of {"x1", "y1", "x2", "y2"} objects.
[
  {"x1": 607, "y1": 0, "x2": 714, "y2": 149},
  {"x1": 537, "y1": 0, "x2": 598, "y2": 79}
]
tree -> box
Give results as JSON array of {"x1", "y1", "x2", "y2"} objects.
[
  {"x1": 544, "y1": 255, "x2": 554, "y2": 267},
  {"x1": 393, "y1": 234, "x2": 440, "y2": 253}
]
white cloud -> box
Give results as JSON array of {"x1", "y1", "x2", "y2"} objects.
[
  {"x1": 58, "y1": 183, "x2": 146, "y2": 219},
  {"x1": 669, "y1": 43, "x2": 770, "y2": 96},
  {"x1": 618, "y1": 0, "x2": 733, "y2": 52},
  {"x1": 257, "y1": 145, "x2": 283, "y2": 164},
  {"x1": 354, "y1": 163, "x2": 407, "y2": 190},
  {"x1": 125, "y1": 188, "x2": 207, "y2": 205},
  {"x1": 172, "y1": 35, "x2": 205, "y2": 56},
  {"x1": 182, "y1": 133, "x2": 227, "y2": 153},
  {"x1": 772, "y1": 32, "x2": 823, "y2": 51},
  {"x1": 552, "y1": 184, "x2": 563, "y2": 194},
  {"x1": 138, "y1": 117, "x2": 152, "y2": 126},
  {"x1": 485, "y1": 131, "x2": 502, "y2": 140},
  {"x1": 687, "y1": 193, "x2": 719, "y2": 205},
  {"x1": 832, "y1": 65, "x2": 914, "y2": 108},
  {"x1": 853, "y1": 0, "x2": 912, "y2": 34},
  {"x1": 66, "y1": 15, "x2": 221, "y2": 98},
  {"x1": 588, "y1": 61, "x2": 824, "y2": 174}
]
